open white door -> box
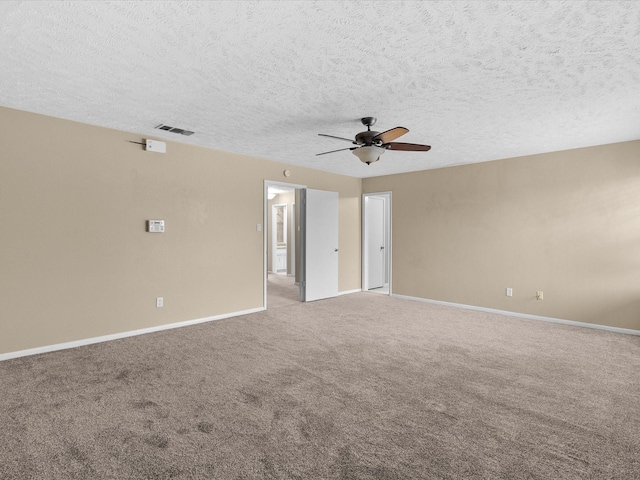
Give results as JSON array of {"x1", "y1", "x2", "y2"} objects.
[
  {"x1": 366, "y1": 196, "x2": 385, "y2": 289},
  {"x1": 302, "y1": 189, "x2": 339, "y2": 301},
  {"x1": 362, "y1": 192, "x2": 391, "y2": 294}
]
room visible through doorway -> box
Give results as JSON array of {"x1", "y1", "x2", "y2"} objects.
[{"x1": 266, "y1": 183, "x2": 301, "y2": 307}]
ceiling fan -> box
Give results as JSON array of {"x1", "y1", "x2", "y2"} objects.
[{"x1": 317, "y1": 117, "x2": 431, "y2": 165}]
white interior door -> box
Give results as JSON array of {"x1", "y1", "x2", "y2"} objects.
[
  {"x1": 303, "y1": 189, "x2": 339, "y2": 301},
  {"x1": 366, "y1": 196, "x2": 385, "y2": 289}
]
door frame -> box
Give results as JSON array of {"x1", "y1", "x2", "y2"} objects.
[
  {"x1": 362, "y1": 192, "x2": 392, "y2": 294},
  {"x1": 264, "y1": 180, "x2": 307, "y2": 309},
  {"x1": 289, "y1": 203, "x2": 296, "y2": 277}
]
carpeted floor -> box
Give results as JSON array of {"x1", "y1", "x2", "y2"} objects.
[
  {"x1": 267, "y1": 274, "x2": 300, "y2": 309},
  {"x1": 1, "y1": 293, "x2": 639, "y2": 479}
]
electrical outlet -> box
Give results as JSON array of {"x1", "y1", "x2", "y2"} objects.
[
  {"x1": 156, "y1": 297, "x2": 164, "y2": 308},
  {"x1": 536, "y1": 291, "x2": 543, "y2": 300},
  {"x1": 506, "y1": 288, "x2": 513, "y2": 297}
]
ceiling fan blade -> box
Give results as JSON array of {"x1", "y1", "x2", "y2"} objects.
[
  {"x1": 372, "y1": 127, "x2": 409, "y2": 144},
  {"x1": 316, "y1": 147, "x2": 357, "y2": 156},
  {"x1": 318, "y1": 133, "x2": 356, "y2": 143},
  {"x1": 385, "y1": 142, "x2": 431, "y2": 152}
]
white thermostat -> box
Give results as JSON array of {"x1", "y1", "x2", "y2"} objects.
[{"x1": 147, "y1": 220, "x2": 165, "y2": 233}]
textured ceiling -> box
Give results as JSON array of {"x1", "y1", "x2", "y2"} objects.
[{"x1": 1, "y1": 1, "x2": 639, "y2": 178}]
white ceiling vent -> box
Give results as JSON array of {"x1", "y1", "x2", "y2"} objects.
[{"x1": 154, "y1": 124, "x2": 195, "y2": 136}]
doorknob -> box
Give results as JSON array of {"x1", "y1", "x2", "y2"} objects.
[
  {"x1": 380, "y1": 246, "x2": 385, "y2": 250},
  {"x1": 334, "y1": 248, "x2": 339, "y2": 252}
]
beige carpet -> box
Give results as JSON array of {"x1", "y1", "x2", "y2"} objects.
[
  {"x1": 1, "y1": 293, "x2": 639, "y2": 479},
  {"x1": 267, "y1": 273, "x2": 300, "y2": 308}
]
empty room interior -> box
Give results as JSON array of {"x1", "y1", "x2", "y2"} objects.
[{"x1": 1, "y1": 1, "x2": 639, "y2": 479}]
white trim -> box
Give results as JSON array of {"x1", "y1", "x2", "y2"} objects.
[
  {"x1": 392, "y1": 294, "x2": 640, "y2": 336},
  {"x1": 0, "y1": 306, "x2": 265, "y2": 362},
  {"x1": 338, "y1": 289, "x2": 362, "y2": 296}
]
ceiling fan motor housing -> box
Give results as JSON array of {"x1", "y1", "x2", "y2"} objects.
[{"x1": 355, "y1": 130, "x2": 382, "y2": 146}]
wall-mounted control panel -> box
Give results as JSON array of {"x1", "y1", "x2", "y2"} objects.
[{"x1": 147, "y1": 220, "x2": 165, "y2": 233}]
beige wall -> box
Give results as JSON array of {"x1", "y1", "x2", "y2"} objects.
[
  {"x1": 0, "y1": 107, "x2": 361, "y2": 354},
  {"x1": 363, "y1": 141, "x2": 640, "y2": 331},
  {"x1": 3, "y1": 105, "x2": 637, "y2": 356}
]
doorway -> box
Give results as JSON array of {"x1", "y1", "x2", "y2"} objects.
[
  {"x1": 266, "y1": 183, "x2": 302, "y2": 308},
  {"x1": 264, "y1": 182, "x2": 341, "y2": 308},
  {"x1": 362, "y1": 192, "x2": 391, "y2": 294}
]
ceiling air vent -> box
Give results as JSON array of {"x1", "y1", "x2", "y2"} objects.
[{"x1": 154, "y1": 124, "x2": 195, "y2": 136}]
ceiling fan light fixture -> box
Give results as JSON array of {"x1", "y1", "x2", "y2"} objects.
[{"x1": 353, "y1": 146, "x2": 385, "y2": 165}]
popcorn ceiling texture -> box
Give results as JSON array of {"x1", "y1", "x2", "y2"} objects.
[{"x1": 0, "y1": 1, "x2": 639, "y2": 178}]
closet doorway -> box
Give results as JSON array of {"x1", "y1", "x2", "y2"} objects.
[{"x1": 362, "y1": 192, "x2": 391, "y2": 294}]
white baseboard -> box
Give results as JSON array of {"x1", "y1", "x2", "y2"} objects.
[
  {"x1": 392, "y1": 294, "x2": 640, "y2": 337},
  {"x1": 338, "y1": 289, "x2": 362, "y2": 296},
  {"x1": 0, "y1": 306, "x2": 266, "y2": 362}
]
